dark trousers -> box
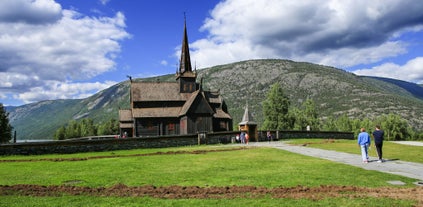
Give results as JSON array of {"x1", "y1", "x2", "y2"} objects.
[{"x1": 375, "y1": 142, "x2": 383, "y2": 160}]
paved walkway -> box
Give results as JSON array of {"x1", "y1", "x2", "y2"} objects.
[
  {"x1": 246, "y1": 141, "x2": 423, "y2": 182},
  {"x1": 392, "y1": 141, "x2": 423, "y2": 146}
]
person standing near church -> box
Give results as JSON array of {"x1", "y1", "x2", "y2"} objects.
[
  {"x1": 372, "y1": 125, "x2": 385, "y2": 163},
  {"x1": 357, "y1": 128, "x2": 371, "y2": 163}
]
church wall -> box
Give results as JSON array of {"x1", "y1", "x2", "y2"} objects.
[
  {"x1": 213, "y1": 119, "x2": 232, "y2": 132},
  {"x1": 135, "y1": 118, "x2": 180, "y2": 137},
  {"x1": 187, "y1": 115, "x2": 212, "y2": 134}
]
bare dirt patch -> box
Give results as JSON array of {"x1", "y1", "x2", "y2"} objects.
[
  {"x1": 298, "y1": 139, "x2": 337, "y2": 146},
  {"x1": 0, "y1": 147, "x2": 253, "y2": 163},
  {"x1": 0, "y1": 184, "x2": 422, "y2": 205}
]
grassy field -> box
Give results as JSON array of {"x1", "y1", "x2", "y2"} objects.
[
  {"x1": 0, "y1": 144, "x2": 421, "y2": 206},
  {"x1": 286, "y1": 139, "x2": 423, "y2": 164}
]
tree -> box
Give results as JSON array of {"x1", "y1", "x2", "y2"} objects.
[
  {"x1": 321, "y1": 116, "x2": 337, "y2": 131},
  {"x1": 80, "y1": 118, "x2": 97, "y2": 137},
  {"x1": 335, "y1": 114, "x2": 353, "y2": 132},
  {"x1": 54, "y1": 126, "x2": 66, "y2": 140},
  {"x1": 97, "y1": 118, "x2": 119, "y2": 135},
  {"x1": 289, "y1": 106, "x2": 304, "y2": 130},
  {"x1": 377, "y1": 113, "x2": 411, "y2": 141},
  {"x1": 301, "y1": 98, "x2": 320, "y2": 130},
  {"x1": 262, "y1": 83, "x2": 291, "y2": 130},
  {"x1": 65, "y1": 120, "x2": 81, "y2": 139},
  {"x1": 0, "y1": 103, "x2": 13, "y2": 143},
  {"x1": 54, "y1": 118, "x2": 119, "y2": 140}
]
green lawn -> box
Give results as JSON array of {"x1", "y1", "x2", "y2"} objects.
[
  {"x1": 0, "y1": 145, "x2": 420, "y2": 206},
  {"x1": 286, "y1": 139, "x2": 423, "y2": 163}
]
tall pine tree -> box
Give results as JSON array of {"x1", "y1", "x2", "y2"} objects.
[{"x1": 262, "y1": 83, "x2": 291, "y2": 130}]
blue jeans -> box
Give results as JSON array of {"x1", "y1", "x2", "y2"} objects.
[{"x1": 360, "y1": 144, "x2": 369, "y2": 161}]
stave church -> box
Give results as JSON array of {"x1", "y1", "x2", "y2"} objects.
[{"x1": 118, "y1": 20, "x2": 232, "y2": 137}]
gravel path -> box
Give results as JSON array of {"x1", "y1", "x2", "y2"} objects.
[
  {"x1": 246, "y1": 141, "x2": 423, "y2": 182},
  {"x1": 392, "y1": 141, "x2": 423, "y2": 146}
]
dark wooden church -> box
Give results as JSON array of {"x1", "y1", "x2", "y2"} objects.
[{"x1": 119, "y1": 21, "x2": 232, "y2": 137}]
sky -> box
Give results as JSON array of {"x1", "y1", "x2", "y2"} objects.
[{"x1": 1, "y1": 0, "x2": 423, "y2": 106}]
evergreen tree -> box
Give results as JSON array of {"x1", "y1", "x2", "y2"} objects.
[
  {"x1": 301, "y1": 98, "x2": 320, "y2": 130},
  {"x1": 0, "y1": 103, "x2": 13, "y2": 143},
  {"x1": 289, "y1": 106, "x2": 304, "y2": 130},
  {"x1": 321, "y1": 116, "x2": 337, "y2": 131},
  {"x1": 65, "y1": 120, "x2": 80, "y2": 139},
  {"x1": 377, "y1": 113, "x2": 411, "y2": 141},
  {"x1": 80, "y1": 118, "x2": 97, "y2": 137},
  {"x1": 54, "y1": 126, "x2": 66, "y2": 140},
  {"x1": 262, "y1": 83, "x2": 291, "y2": 130},
  {"x1": 97, "y1": 118, "x2": 119, "y2": 135},
  {"x1": 335, "y1": 114, "x2": 353, "y2": 132}
]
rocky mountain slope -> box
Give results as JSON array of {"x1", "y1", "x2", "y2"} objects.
[{"x1": 6, "y1": 59, "x2": 423, "y2": 140}]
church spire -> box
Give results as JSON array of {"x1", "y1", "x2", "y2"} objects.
[
  {"x1": 179, "y1": 14, "x2": 192, "y2": 74},
  {"x1": 176, "y1": 14, "x2": 197, "y2": 93}
]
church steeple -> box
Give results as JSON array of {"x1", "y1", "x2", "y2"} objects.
[
  {"x1": 179, "y1": 16, "x2": 192, "y2": 74},
  {"x1": 176, "y1": 15, "x2": 197, "y2": 93}
]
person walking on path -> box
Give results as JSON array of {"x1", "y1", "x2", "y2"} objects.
[
  {"x1": 358, "y1": 128, "x2": 371, "y2": 163},
  {"x1": 266, "y1": 131, "x2": 272, "y2": 142},
  {"x1": 372, "y1": 125, "x2": 384, "y2": 163},
  {"x1": 240, "y1": 132, "x2": 246, "y2": 144}
]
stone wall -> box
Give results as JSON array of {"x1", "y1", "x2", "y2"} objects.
[
  {"x1": 257, "y1": 130, "x2": 354, "y2": 141},
  {"x1": 0, "y1": 131, "x2": 353, "y2": 155}
]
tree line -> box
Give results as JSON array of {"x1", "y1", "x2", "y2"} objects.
[
  {"x1": 261, "y1": 83, "x2": 422, "y2": 141},
  {"x1": 53, "y1": 118, "x2": 119, "y2": 140}
]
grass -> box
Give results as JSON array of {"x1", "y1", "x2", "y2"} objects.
[
  {"x1": 286, "y1": 139, "x2": 423, "y2": 163},
  {"x1": 0, "y1": 144, "x2": 421, "y2": 206}
]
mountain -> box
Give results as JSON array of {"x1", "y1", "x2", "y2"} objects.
[
  {"x1": 6, "y1": 59, "x2": 423, "y2": 140},
  {"x1": 7, "y1": 82, "x2": 130, "y2": 140}
]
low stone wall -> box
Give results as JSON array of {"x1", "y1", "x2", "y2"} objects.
[
  {"x1": 0, "y1": 133, "x2": 236, "y2": 156},
  {"x1": 257, "y1": 130, "x2": 354, "y2": 141},
  {"x1": 0, "y1": 131, "x2": 353, "y2": 155}
]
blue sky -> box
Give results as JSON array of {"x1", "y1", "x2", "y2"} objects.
[{"x1": 1, "y1": 0, "x2": 423, "y2": 106}]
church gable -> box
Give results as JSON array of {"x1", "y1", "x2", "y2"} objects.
[{"x1": 179, "y1": 91, "x2": 214, "y2": 116}]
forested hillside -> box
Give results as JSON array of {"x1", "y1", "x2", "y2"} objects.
[{"x1": 6, "y1": 59, "x2": 423, "y2": 140}]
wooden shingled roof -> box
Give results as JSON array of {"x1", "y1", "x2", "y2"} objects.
[
  {"x1": 119, "y1": 109, "x2": 133, "y2": 128},
  {"x1": 239, "y1": 104, "x2": 256, "y2": 125},
  {"x1": 132, "y1": 107, "x2": 182, "y2": 118},
  {"x1": 179, "y1": 90, "x2": 214, "y2": 116},
  {"x1": 119, "y1": 109, "x2": 133, "y2": 121},
  {"x1": 214, "y1": 108, "x2": 232, "y2": 119},
  {"x1": 131, "y1": 82, "x2": 192, "y2": 102},
  {"x1": 128, "y1": 81, "x2": 231, "y2": 119},
  {"x1": 203, "y1": 91, "x2": 221, "y2": 104}
]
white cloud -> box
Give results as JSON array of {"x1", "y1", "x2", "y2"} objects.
[
  {"x1": 190, "y1": 0, "x2": 423, "y2": 73},
  {"x1": 13, "y1": 80, "x2": 117, "y2": 104},
  {"x1": 99, "y1": 0, "x2": 111, "y2": 6},
  {"x1": 0, "y1": 0, "x2": 130, "y2": 104},
  {"x1": 297, "y1": 41, "x2": 407, "y2": 69},
  {"x1": 353, "y1": 57, "x2": 423, "y2": 83},
  {"x1": 160, "y1": 60, "x2": 168, "y2": 66},
  {"x1": 0, "y1": 0, "x2": 62, "y2": 24}
]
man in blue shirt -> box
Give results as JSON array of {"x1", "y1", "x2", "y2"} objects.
[
  {"x1": 372, "y1": 125, "x2": 384, "y2": 163},
  {"x1": 357, "y1": 128, "x2": 371, "y2": 163}
]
